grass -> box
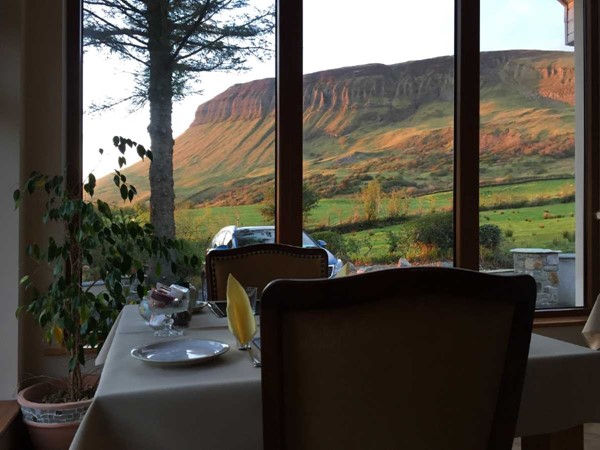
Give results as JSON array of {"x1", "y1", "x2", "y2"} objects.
[
  {"x1": 172, "y1": 178, "x2": 577, "y2": 266},
  {"x1": 333, "y1": 202, "x2": 575, "y2": 266}
]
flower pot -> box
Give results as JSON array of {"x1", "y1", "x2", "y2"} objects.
[{"x1": 16, "y1": 379, "x2": 96, "y2": 450}]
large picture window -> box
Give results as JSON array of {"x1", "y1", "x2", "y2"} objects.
[{"x1": 75, "y1": 0, "x2": 600, "y2": 316}]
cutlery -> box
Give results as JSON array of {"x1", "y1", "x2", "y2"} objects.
[
  {"x1": 246, "y1": 345, "x2": 261, "y2": 368},
  {"x1": 206, "y1": 301, "x2": 225, "y2": 318},
  {"x1": 237, "y1": 341, "x2": 261, "y2": 367}
]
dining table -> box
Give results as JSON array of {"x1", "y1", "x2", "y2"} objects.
[{"x1": 70, "y1": 305, "x2": 600, "y2": 450}]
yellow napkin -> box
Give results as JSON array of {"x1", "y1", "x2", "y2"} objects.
[
  {"x1": 334, "y1": 262, "x2": 351, "y2": 278},
  {"x1": 226, "y1": 274, "x2": 257, "y2": 345}
]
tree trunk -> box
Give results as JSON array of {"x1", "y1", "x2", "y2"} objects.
[{"x1": 146, "y1": 0, "x2": 176, "y2": 241}]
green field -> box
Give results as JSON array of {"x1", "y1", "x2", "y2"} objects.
[{"x1": 174, "y1": 178, "x2": 576, "y2": 266}]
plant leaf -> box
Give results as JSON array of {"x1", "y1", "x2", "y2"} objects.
[{"x1": 13, "y1": 189, "x2": 20, "y2": 208}]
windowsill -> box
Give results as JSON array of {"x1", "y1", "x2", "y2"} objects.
[
  {"x1": 534, "y1": 315, "x2": 589, "y2": 328},
  {"x1": 0, "y1": 401, "x2": 20, "y2": 436}
]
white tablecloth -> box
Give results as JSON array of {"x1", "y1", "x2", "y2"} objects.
[
  {"x1": 583, "y1": 294, "x2": 600, "y2": 349},
  {"x1": 71, "y1": 306, "x2": 261, "y2": 450},
  {"x1": 71, "y1": 306, "x2": 600, "y2": 449},
  {"x1": 516, "y1": 332, "x2": 600, "y2": 436}
]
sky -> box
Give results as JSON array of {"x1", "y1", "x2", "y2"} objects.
[{"x1": 83, "y1": 0, "x2": 572, "y2": 177}]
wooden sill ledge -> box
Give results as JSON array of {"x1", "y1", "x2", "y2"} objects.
[
  {"x1": 0, "y1": 401, "x2": 20, "y2": 436},
  {"x1": 534, "y1": 315, "x2": 589, "y2": 328}
]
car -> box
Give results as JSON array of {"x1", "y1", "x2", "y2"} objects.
[{"x1": 208, "y1": 225, "x2": 344, "y2": 278}]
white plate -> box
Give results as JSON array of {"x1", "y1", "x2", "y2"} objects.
[{"x1": 131, "y1": 338, "x2": 229, "y2": 367}]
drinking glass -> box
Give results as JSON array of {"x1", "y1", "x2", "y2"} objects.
[
  {"x1": 245, "y1": 287, "x2": 258, "y2": 314},
  {"x1": 148, "y1": 297, "x2": 189, "y2": 337}
]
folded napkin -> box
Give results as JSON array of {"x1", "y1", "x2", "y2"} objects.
[
  {"x1": 334, "y1": 262, "x2": 351, "y2": 278},
  {"x1": 226, "y1": 274, "x2": 257, "y2": 345},
  {"x1": 583, "y1": 294, "x2": 600, "y2": 350}
]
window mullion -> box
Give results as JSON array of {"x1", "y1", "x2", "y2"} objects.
[
  {"x1": 453, "y1": 0, "x2": 480, "y2": 270},
  {"x1": 584, "y1": 0, "x2": 600, "y2": 307},
  {"x1": 275, "y1": 0, "x2": 303, "y2": 246}
]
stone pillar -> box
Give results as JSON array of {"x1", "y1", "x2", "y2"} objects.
[{"x1": 511, "y1": 248, "x2": 562, "y2": 308}]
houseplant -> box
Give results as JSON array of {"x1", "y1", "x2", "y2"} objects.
[{"x1": 14, "y1": 136, "x2": 197, "y2": 449}]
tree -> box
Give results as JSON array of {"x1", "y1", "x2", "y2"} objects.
[
  {"x1": 259, "y1": 184, "x2": 320, "y2": 223},
  {"x1": 359, "y1": 179, "x2": 383, "y2": 222},
  {"x1": 387, "y1": 188, "x2": 411, "y2": 218},
  {"x1": 84, "y1": 0, "x2": 274, "y2": 239}
]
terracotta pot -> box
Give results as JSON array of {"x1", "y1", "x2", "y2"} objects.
[{"x1": 16, "y1": 379, "x2": 96, "y2": 450}]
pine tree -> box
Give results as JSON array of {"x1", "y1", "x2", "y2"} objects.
[{"x1": 84, "y1": 0, "x2": 274, "y2": 239}]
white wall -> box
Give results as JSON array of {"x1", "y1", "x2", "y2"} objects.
[
  {"x1": 18, "y1": 0, "x2": 71, "y2": 382},
  {"x1": 0, "y1": 0, "x2": 22, "y2": 399}
]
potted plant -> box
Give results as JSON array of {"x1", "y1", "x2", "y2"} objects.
[{"x1": 14, "y1": 136, "x2": 197, "y2": 450}]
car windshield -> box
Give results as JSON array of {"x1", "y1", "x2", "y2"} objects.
[
  {"x1": 235, "y1": 229, "x2": 275, "y2": 246},
  {"x1": 235, "y1": 229, "x2": 319, "y2": 248}
]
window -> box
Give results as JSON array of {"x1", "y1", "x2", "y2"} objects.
[
  {"x1": 82, "y1": 0, "x2": 276, "y2": 287},
  {"x1": 302, "y1": 0, "x2": 455, "y2": 268},
  {"x1": 480, "y1": 0, "x2": 578, "y2": 310},
  {"x1": 74, "y1": 0, "x2": 600, "y2": 315}
]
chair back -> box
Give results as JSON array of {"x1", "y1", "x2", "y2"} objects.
[
  {"x1": 261, "y1": 267, "x2": 536, "y2": 450},
  {"x1": 205, "y1": 243, "x2": 329, "y2": 301}
]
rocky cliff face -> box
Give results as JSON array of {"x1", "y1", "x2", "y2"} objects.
[
  {"x1": 95, "y1": 49, "x2": 576, "y2": 206},
  {"x1": 192, "y1": 50, "x2": 573, "y2": 125}
]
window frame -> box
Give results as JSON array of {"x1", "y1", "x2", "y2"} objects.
[{"x1": 69, "y1": 0, "x2": 600, "y2": 318}]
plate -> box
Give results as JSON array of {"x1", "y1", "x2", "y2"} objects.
[{"x1": 131, "y1": 338, "x2": 229, "y2": 367}]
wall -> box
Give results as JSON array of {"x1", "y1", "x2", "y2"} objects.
[
  {"x1": 0, "y1": 0, "x2": 22, "y2": 399},
  {"x1": 18, "y1": 0, "x2": 70, "y2": 383}
]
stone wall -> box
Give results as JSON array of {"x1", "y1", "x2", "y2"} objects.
[{"x1": 512, "y1": 248, "x2": 561, "y2": 308}]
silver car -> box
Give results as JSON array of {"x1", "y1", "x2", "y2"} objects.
[{"x1": 209, "y1": 225, "x2": 343, "y2": 278}]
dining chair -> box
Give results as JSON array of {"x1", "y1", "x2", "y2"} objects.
[
  {"x1": 260, "y1": 267, "x2": 536, "y2": 450},
  {"x1": 204, "y1": 243, "x2": 329, "y2": 301}
]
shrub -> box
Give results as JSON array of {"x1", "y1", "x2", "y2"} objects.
[
  {"x1": 413, "y1": 213, "x2": 453, "y2": 252},
  {"x1": 385, "y1": 228, "x2": 412, "y2": 256},
  {"x1": 386, "y1": 230, "x2": 401, "y2": 255},
  {"x1": 562, "y1": 230, "x2": 575, "y2": 242},
  {"x1": 479, "y1": 224, "x2": 503, "y2": 250},
  {"x1": 479, "y1": 246, "x2": 514, "y2": 270},
  {"x1": 414, "y1": 214, "x2": 503, "y2": 253},
  {"x1": 311, "y1": 231, "x2": 351, "y2": 262}
]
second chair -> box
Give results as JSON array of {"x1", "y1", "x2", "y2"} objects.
[{"x1": 204, "y1": 243, "x2": 329, "y2": 301}]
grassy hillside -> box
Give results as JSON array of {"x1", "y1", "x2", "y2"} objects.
[{"x1": 93, "y1": 50, "x2": 575, "y2": 208}]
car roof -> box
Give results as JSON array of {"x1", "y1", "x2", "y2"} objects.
[
  {"x1": 235, "y1": 226, "x2": 274, "y2": 231},
  {"x1": 216, "y1": 225, "x2": 313, "y2": 238}
]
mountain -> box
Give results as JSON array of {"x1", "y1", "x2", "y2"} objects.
[{"x1": 94, "y1": 49, "x2": 575, "y2": 206}]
